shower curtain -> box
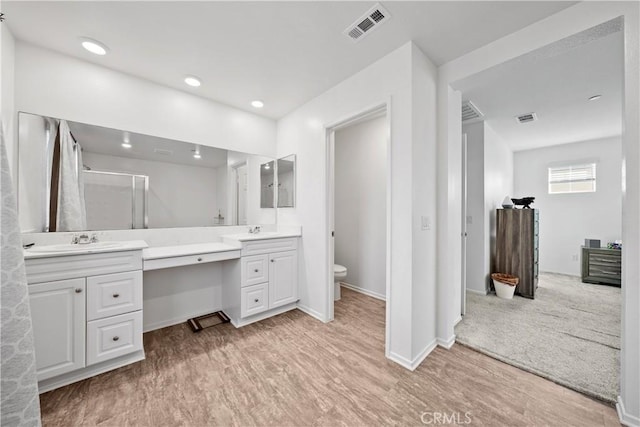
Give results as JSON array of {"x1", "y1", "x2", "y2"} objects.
[
  {"x1": 0, "y1": 127, "x2": 42, "y2": 425},
  {"x1": 56, "y1": 120, "x2": 86, "y2": 231}
]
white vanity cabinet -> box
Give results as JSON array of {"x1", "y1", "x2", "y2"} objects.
[
  {"x1": 28, "y1": 278, "x2": 86, "y2": 381},
  {"x1": 25, "y1": 248, "x2": 145, "y2": 392},
  {"x1": 223, "y1": 237, "x2": 299, "y2": 326}
]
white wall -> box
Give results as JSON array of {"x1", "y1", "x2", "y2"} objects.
[
  {"x1": 462, "y1": 122, "x2": 513, "y2": 294},
  {"x1": 514, "y1": 137, "x2": 622, "y2": 276},
  {"x1": 463, "y1": 121, "x2": 486, "y2": 294},
  {"x1": 334, "y1": 115, "x2": 387, "y2": 300},
  {"x1": 484, "y1": 123, "x2": 513, "y2": 285},
  {"x1": 277, "y1": 42, "x2": 439, "y2": 367},
  {"x1": 1, "y1": 23, "x2": 16, "y2": 180},
  {"x1": 438, "y1": 3, "x2": 639, "y2": 422},
  {"x1": 410, "y1": 45, "x2": 439, "y2": 358},
  {"x1": 82, "y1": 152, "x2": 221, "y2": 228},
  {"x1": 14, "y1": 42, "x2": 276, "y2": 157}
]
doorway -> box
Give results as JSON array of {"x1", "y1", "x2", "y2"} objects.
[
  {"x1": 325, "y1": 105, "x2": 390, "y2": 342},
  {"x1": 233, "y1": 163, "x2": 248, "y2": 225},
  {"x1": 453, "y1": 20, "x2": 624, "y2": 403}
]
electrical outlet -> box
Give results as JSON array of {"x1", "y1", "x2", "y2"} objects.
[{"x1": 571, "y1": 254, "x2": 579, "y2": 262}]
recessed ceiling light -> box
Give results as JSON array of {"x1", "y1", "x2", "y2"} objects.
[
  {"x1": 81, "y1": 38, "x2": 108, "y2": 56},
  {"x1": 589, "y1": 95, "x2": 602, "y2": 101},
  {"x1": 184, "y1": 76, "x2": 202, "y2": 87},
  {"x1": 193, "y1": 145, "x2": 201, "y2": 159},
  {"x1": 251, "y1": 100, "x2": 264, "y2": 108},
  {"x1": 121, "y1": 132, "x2": 131, "y2": 148}
]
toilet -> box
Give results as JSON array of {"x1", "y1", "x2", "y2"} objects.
[{"x1": 334, "y1": 264, "x2": 347, "y2": 300}]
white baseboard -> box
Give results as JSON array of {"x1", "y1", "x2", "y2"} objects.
[
  {"x1": 617, "y1": 396, "x2": 640, "y2": 427},
  {"x1": 339, "y1": 282, "x2": 386, "y2": 301},
  {"x1": 466, "y1": 288, "x2": 488, "y2": 296},
  {"x1": 437, "y1": 334, "x2": 456, "y2": 349},
  {"x1": 230, "y1": 304, "x2": 298, "y2": 328},
  {"x1": 38, "y1": 351, "x2": 145, "y2": 394},
  {"x1": 388, "y1": 339, "x2": 437, "y2": 371},
  {"x1": 454, "y1": 315, "x2": 463, "y2": 326},
  {"x1": 296, "y1": 303, "x2": 327, "y2": 323}
]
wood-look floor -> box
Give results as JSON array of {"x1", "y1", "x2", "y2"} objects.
[{"x1": 40, "y1": 288, "x2": 619, "y2": 426}]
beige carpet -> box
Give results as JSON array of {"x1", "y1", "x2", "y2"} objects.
[{"x1": 456, "y1": 272, "x2": 620, "y2": 403}]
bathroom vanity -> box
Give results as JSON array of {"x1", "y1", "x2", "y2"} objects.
[
  {"x1": 221, "y1": 233, "x2": 299, "y2": 327},
  {"x1": 23, "y1": 230, "x2": 300, "y2": 392},
  {"x1": 24, "y1": 241, "x2": 147, "y2": 392}
]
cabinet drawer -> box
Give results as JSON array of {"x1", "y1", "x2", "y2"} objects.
[
  {"x1": 87, "y1": 311, "x2": 143, "y2": 366},
  {"x1": 241, "y1": 238, "x2": 298, "y2": 256},
  {"x1": 241, "y1": 255, "x2": 269, "y2": 287},
  {"x1": 87, "y1": 271, "x2": 142, "y2": 321},
  {"x1": 143, "y1": 250, "x2": 240, "y2": 271},
  {"x1": 241, "y1": 283, "x2": 269, "y2": 318}
]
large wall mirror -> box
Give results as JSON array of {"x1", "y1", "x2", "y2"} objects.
[{"x1": 17, "y1": 112, "x2": 276, "y2": 232}]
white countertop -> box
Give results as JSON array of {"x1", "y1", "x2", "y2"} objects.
[
  {"x1": 23, "y1": 240, "x2": 149, "y2": 260},
  {"x1": 221, "y1": 231, "x2": 301, "y2": 243},
  {"x1": 143, "y1": 242, "x2": 240, "y2": 260}
]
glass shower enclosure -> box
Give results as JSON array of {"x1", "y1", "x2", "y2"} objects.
[{"x1": 83, "y1": 170, "x2": 149, "y2": 230}]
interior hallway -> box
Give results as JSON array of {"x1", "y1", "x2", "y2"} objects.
[{"x1": 40, "y1": 288, "x2": 618, "y2": 426}]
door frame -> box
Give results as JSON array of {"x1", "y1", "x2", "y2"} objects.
[
  {"x1": 461, "y1": 132, "x2": 468, "y2": 318},
  {"x1": 324, "y1": 101, "x2": 391, "y2": 352}
]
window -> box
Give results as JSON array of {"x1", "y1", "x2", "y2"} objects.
[{"x1": 548, "y1": 163, "x2": 596, "y2": 194}]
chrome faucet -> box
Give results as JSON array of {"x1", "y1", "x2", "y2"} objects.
[
  {"x1": 248, "y1": 225, "x2": 261, "y2": 234},
  {"x1": 71, "y1": 233, "x2": 98, "y2": 244}
]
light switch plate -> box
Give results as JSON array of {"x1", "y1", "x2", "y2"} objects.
[{"x1": 421, "y1": 216, "x2": 431, "y2": 231}]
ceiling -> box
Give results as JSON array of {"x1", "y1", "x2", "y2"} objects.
[
  {"x1": 69, "y1": 121, "x2": 228, "y2": 168},
  {"x1": 4, "y1": 1, "x2": 576, "y2": 119},
  {"x1": 453, "y1": 21, "x2": 623, "y2": 152}
]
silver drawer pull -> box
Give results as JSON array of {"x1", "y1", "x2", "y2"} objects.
[
  {"x1": 112, "y1": 336, "x2": 120, "y2": 342},
  {"x1": 254, "y1": 298, "x2": 259, "y2": 303},
  {"x1": 197, "y1": 257, "x2": 203, "y2": 262},
  {"x1": 75, "y1": 288, "x2": 83, "y2": 293},
  {"x1": 113, "y1": 293, "x2": 120, "y2": 298},
  {"x1": 600, "y1": 271, "x2": 619, "y2": 275}
]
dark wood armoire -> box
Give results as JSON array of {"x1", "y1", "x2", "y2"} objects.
[{"x1": 494, "y1": 208, "x2": 539, "y2": 299}]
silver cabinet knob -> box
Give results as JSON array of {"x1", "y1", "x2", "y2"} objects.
[
  {"x1": 75, "y1": 288, "x2": 83, "y2": 293},
  {"x1": 254, "y1": 269, "x2": 259, "y2": 273},
  {"x1": 113, "y1": 293, "x2": 120, "y2": 298},
  {"x1": 112, "y1": 336, "x2": 120, "y2": 342},
  {"x1": 254, "y1": 299, "x2": 259, "y2": 303},
  {"x1": 271, "y1": 259, "x2": 275, "y2": 263},
  {"x1": 197, "y1": 257, "x2": 203, "y2": 262}
]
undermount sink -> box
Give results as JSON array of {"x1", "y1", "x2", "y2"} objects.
[{"x1": 27, "y1": 242, "x2": 124, "y2": 253}]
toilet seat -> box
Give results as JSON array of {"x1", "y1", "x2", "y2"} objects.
[{"x1": 334, "y1": 264, "x2": 347, "y2": 274}]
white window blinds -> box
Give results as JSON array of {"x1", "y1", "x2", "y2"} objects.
[{"x1": 548, "y1": 163, "x2": 596, "y2": 194}]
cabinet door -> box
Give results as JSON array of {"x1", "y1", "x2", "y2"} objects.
[
  {"x1": 268, "y1": 251, "x2": 298, "y2": 308},
  {"x1": 28, "y1": 278, "x2": 86, "y2": 381}
]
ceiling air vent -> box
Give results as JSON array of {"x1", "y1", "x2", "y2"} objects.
[
  {"x1": 516, "y1": 112, "x2": 538, "y2": 124},
  {"x1": 154, "y1": 148, "x2": 173, "y2": 156},
  {"x1": 344, "y1": 3, "x2": 391, "y2": 42},
  {"x1": 461, "y1": 100, "x2": 484, "y2": 123}
]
